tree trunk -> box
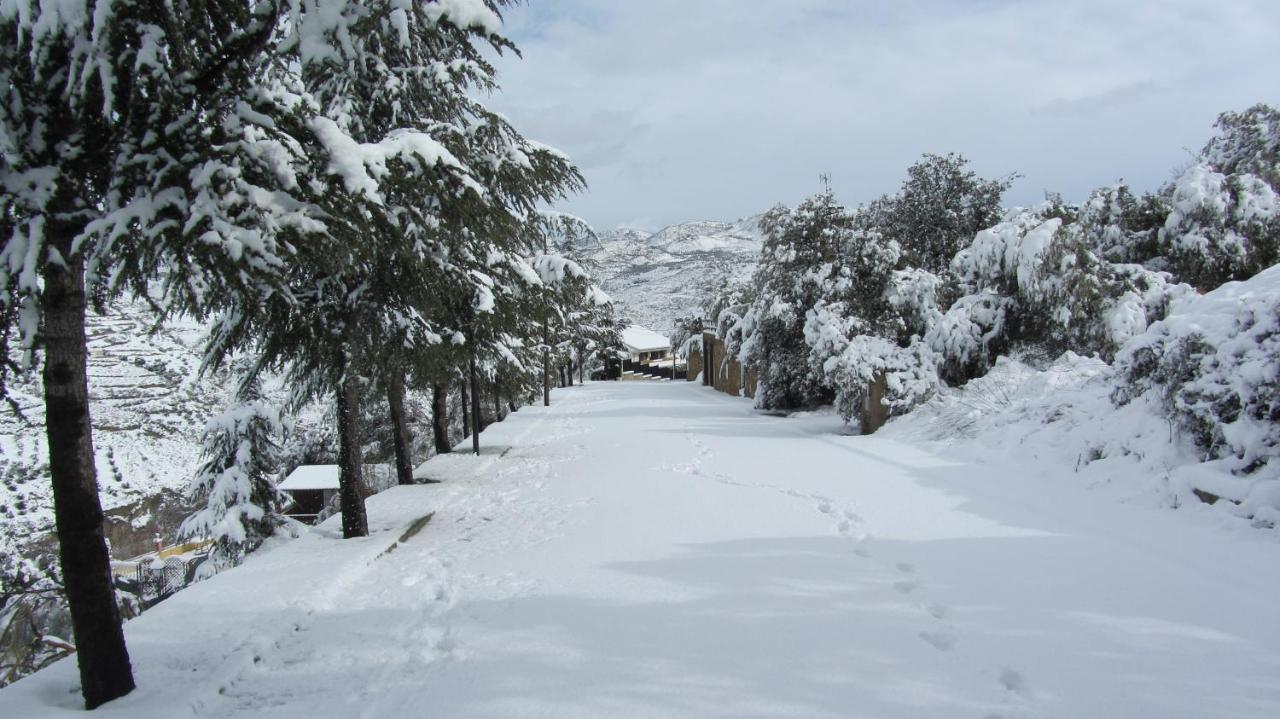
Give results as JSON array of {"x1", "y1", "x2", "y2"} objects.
[
  {"x1": 542, "y1": 316, "x2": 551, "y2": 406},
  {"x1": 386, "y1": 368, "x2": 414, "y2": 486},
  {"x1": 579, "y1": 346, "x2": 586, "y2": 384},
  {"x1": 460, "y1": 373, "x2": 470, "y2": 439},
  {"x1": 469, "y1": 354, "x2": 481, "y2": 455},
  {"x1": 431, "y1": 383, "x2": 450, "y2": 455},
  {"x1": 566, "y1": 359, "x2": 574, "y2": 387},
  {"x1": 42, "y1": 248, "x2": 135, "y2": 709},
  {"x1": 335, "y1": 346, "x2": 369, "y2": 538},
  {"x1": 493, "y1": 385, "x2": 502, "y2": 422}
]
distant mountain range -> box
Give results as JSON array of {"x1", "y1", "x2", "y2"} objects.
[{"x1": 578, "y1": 215, "x2": 766, "y2": 334}]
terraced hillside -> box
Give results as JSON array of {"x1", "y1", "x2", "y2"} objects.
[{"x1": 0, "y1": 305, "x2": 230, "y2": 560}]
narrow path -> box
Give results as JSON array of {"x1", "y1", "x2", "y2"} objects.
[{"x1": 6, "y1": 381, "x2": 1279, "y2": 718}]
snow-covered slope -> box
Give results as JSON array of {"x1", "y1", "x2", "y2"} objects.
[
  {"x1": 0, "y1": 305, "x2": 233, "y2": 559},
  {"x1": 581, "y1": 215, "x2": 765, "y2": 333}
]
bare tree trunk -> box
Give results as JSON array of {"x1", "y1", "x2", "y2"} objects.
[
  {"x1": 431, "y1": 383, "x2": 450, "y2": 454},
  {"x1": 566, "y1": 359, "x2": 574, "y2": 387},
  {"x1": 386, "y1": 368, "x2": 414, "y2": 485},
  {"x1": 579, "y1": 346, "x2": 586, "y2": 384},
  {"x1": 460, "y1": 373, "x2": 470, "y2": 439},
  {"x1": 42, "y1": 247, "x2": 135, "y2": 709},
  {"x1": 335, "y1": 343, "x2": 369, "y2": 538},
  {"x1": 469, "y1": 354, "x2": 481, "y2": 455}
]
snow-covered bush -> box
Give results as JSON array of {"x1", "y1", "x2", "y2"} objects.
[
  {"x1": 941, "y1": 205, "x2": 1190, "y2": 376},
  {"x1": 865, "y1": 153, "x2": 1013, "y2": 273},
  {"x1": 924, "y1": 291, "x2": 1014, "y2": 384},
  {"x1": 739, "y1": 194, "x2": 855, "y2": 409},
  {"x1": 668, "y1": 316, "x2": 704, "y2": 357},
  {"x1": 1114, "y1": 266, "x2": 1280, "y2": 517},
  {"x1": 885, "y1": 267, "x2": 944, "y2": 340},
  {"x1": 1200, "y1": 104, "x2": 1280, "y2": 188},
  {"x1": 1158, "y1": 163, "x2": 1278, "y2": 289},
  {"x1": 1076, "y1": 184, "x2": 1167, "y2": 265},
  {"x1": 823, "y1": 335, "x2": 940, "y2": 424},
  {"x1": 1154, "y1": 105, "x2": 1280, "y2": 290},
  {"x1": 181, "y1": 380, "x2": 285, "y2": 568}
]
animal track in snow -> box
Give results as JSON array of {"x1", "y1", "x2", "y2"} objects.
[
  {"x1": 919, "y1": 630, "x2": 956, "y2": 652},
  {"x1": 999, "y1": 668, "x2": 1026, "y2": 693}
]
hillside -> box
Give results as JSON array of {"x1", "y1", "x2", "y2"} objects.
[
  {"x1": 0, "y1": 307, "x2": 232, "y2": 560},
  {"x1": 580, "y1": 216, "x2": 765, "y2": 333}
]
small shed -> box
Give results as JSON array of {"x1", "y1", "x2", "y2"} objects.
[
  {"x1": 279, "y1": 465, "x2": 340, "y2": 523},
  {"x1": 621, "y1": 324, "x2": 672, "y2": 364}
]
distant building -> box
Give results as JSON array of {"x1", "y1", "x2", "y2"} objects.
[
  {"x1": 279, "y1": 464, "x2": 396, "y2": 524},
  {"x1": 621, "y1": 324, "x2": 672, "y2": 364},
  {"x1": 278, "y1": 465, "x2": 341, "y2": 523}
]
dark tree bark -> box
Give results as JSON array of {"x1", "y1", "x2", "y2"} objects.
[
  {"x1": 431, "y1": 383, "x2": 451, "y2": 455},
  {"x1": 469, "y1": 354, "x2": 481, "y2": 455},
  {"x1": 566, "y1": 360, "x2": 574, "y2": 387},
  {"x1": 460, "y1": 373, "x2": 470, "y2": 439},
  {"x1": 386, "y1": 368, "x2": 414, "y2": 486},
  {"x1": 335, "y1": 343, "x2": 369, "y2": 538},
  {"x1": 493, "y1": 384, "x2": 502, "y2": 422},
  {"x1": 42, "y1": 246, "x2": 135, "y2": 709},
  {"x1": 578, "y1": 346, "x2": 586, "y2": 384},
  {"x1": 542, "y1": 316, "x2": 551, "y2": 406}
]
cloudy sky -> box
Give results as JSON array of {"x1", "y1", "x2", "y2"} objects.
[{"x1": 488, "y1": 0, "x2": 1280, "y2": 231}]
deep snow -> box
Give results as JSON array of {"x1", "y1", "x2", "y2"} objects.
[{"x1": 4, "y1": 381, "x2": 1279, "y2": 718}]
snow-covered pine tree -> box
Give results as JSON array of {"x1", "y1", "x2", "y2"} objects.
[
  {"x1": 531, "y1": 213, "x2": 615, "y2": 389},
  {"x1": 1, "y1": 0, "x2": 306, "y2": 706},
  {"x1": 181, "y1": 377, "x2": 284, "y2": 568},
  {"x1": 202, "y1": 1, "x2": 584, "y2": 537}
]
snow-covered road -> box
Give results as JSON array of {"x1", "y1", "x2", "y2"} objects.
[{"x1": 7, "y1": 381, "x2": 1280, "y2": 718}]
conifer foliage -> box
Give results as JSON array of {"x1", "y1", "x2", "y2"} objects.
[
  {"x1": 181, "y1": 376, "x2": 285, "y2": 568},
  {"x1": 1, "y1": 0, "x2": 293, "y2": 707}
]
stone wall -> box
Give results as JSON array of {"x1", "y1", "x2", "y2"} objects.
[{"x1": 700, "y1": 332, "x2": 757, "y2": 400}]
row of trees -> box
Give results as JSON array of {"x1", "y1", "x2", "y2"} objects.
[
  {"x1": 0, "y1": 0, "x2": 619, "y2": 708},
  {"x1": 706, "y1": 104, "x2": 1279, "y2": 451}
]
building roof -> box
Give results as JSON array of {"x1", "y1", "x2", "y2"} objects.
[
  {"x1": 279, "y1": 465, "x2": 340, "y2": 491},
  {"x1": 621, "y1": 324, "x2": 672, "y2": 353}
]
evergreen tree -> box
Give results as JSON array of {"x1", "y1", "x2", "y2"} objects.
[
  {"x1": 202, "y1": 1, "x2": 583, "y2": 536},
  {"x1": 867, "y1": 153, "x2": 1013, "y2": 273},
  {"x1": 180, "y1": 376, "x2": 284, "y2": 568},
  {"x1": 0, "y1": 1, "x2": 295, "y2": 706}
]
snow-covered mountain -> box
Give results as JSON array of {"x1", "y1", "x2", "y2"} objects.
[{"x1": 579, "y1": 215, "x2": 766, "y2": 334}]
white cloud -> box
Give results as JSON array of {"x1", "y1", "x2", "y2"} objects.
[{"x1": 489, "y1": 0, "x2": 1280, "y2": 230}]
